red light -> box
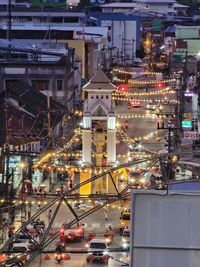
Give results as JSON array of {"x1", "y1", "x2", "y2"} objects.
[
  {"x1": 77, "y1": 227, "x2": 82, "y2": 234},
  {"x1": 60, "y1": 228, "x2": 65, "y2": 234},
  {"x1": 157, "y1": 82, "x2": 163, "y2": 88},
  {"x1": 119, "y1": 84, "x2": 127, "y2": 92}
]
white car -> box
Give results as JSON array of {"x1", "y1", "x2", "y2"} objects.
[
  {"x1": 146, "y1": 102, "x2": 157, "y2": 110},
  {"x1": 121, "y1": 228, "x2": 130, "y2": 249},
  {"x1": 86, "y1": 239, "x2": 109, "y2": 264}
]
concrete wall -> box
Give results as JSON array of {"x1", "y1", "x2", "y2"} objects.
[{"x1": 131, "y1": 190, "x2": 200, "y2": 267}]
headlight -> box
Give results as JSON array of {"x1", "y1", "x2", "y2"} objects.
[
  {"x1": 122, "y1": 243, "x2": 128, "y2": 248},
  {"x1": 103, "y1": 251, "x2": 109, "y2": 255}
]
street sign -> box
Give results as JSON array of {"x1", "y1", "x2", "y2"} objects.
[
  {"x1": 182, "y1": 120, "x2": 192, "y2": 128},
  {"x1": 183, "y1": 131, "x2": 199, "y2": 140}
]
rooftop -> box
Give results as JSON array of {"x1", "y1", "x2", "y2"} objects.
[{"x1": 82, "y1": 70, "x2": 116, "y2": 91}]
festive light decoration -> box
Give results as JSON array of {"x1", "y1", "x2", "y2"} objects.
[
  {"x1": 116, "y1": 114, "x2": 156, "y2": 119},
  {"x1": 113, "y1": 96, "x2": 179, "y2": 104},
  {"x1": 113, "y1": 77, "x2": 176, "y2": 85},
  {"x1": 35, "y1": 128, "x2": 81, "y2": 166},
  {"x1": 114, "y1": 88, "x2": 175, "y2": 97},
  {"x1": 112, "y1": 68, "x2": 163, "y2": 75}
]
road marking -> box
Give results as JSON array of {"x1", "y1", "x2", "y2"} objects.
[
  {"x1": 92, "y1": 223, "x2": 100, "y2": 228},
  {"x1": 105, "y1": 223, "x2": 112, "y2": 229}
]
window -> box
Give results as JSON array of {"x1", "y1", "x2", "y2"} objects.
[
  {"x1": 106, "y1": 95, "x2": 109, "y2": 99},
  {"x1": 64, "y1": 17, "x2": 79, "y2": 23},
  {"x1": 146, "y1": 5, "x2": 149, "y2": 8},
  {"x1": 32, "y1": 80, "x2": 49, "y2": 91},
  {"x1": 5, "y1": 79, "x2": 18, "y2": 89},
  {"x1": 91, "y1": 96, "x2": 94, "y2": 99},
  {"x1": 96, "y1": 95, "x2": 99, "y2": 99},
  {"x1": 57, "y1": 80, "x2": 63, "y2": 91},
  {"x1": 101, "y1": 96, "x2": 104, "y2": 99}
]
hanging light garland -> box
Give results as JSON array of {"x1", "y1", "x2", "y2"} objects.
[
  {"x1": 114, "y1": 88, "x2": 175, "y2": 97},
  {"x1": 35, "y1": 128, "x2": 81, "y2": 167},
  {"x1": 112, "y1": 68, "x2": 163, "y2": 75},
  {"x1": 113, "y1": 77, "x2": 176, "y2": 84},
  {"x1": 113, "y1": 95, "x2": 179, "y2": 104},
  {"x1": 117, "y1": 128, "x2": 160, "y2": 156},
  {"x1": 116, "y1": 114, "x2": 157, "y2": 119}
]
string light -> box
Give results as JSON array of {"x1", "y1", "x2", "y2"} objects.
[
  {"x1": 113, "y1": 77, "x2": 176, "y2": 84},
  {"x1": 113, "y1": 96, "x2": 179, "y2": 104},
  {"x1": 112, "y1": 68, "x2": 163, "y2": 75},
  {"x1": 114, "y1": 88, "x2": 175, "y2": 97},
  {"x1": 116, "y1": 114, "x2": 156, "y2": 119}
]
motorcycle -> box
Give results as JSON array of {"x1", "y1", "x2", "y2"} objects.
[
  {"x1": 104, "y1": 230, "x2": 115, "y2": 246},
  {"x1": 55, "y1": 253, "x2": 63, "y2": 263}
]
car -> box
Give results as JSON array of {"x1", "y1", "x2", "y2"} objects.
[
  {"x1": 86, "y1": 239, "x2": 109, "y2": 264},
  {"x1": 146, "y1": 102, "x2": 157, "y2": 110},
  {"x1": 128, "y1": 100, "x2": 141, "y2": 109},
  {"x1": 60, "y1": 225, "x2": 85, "y2": 242},
  {"x1": 120, "y1": 210, "x2": 130, "y2": 234},
  {"x1": 121, "y1": 228, "x2": 130, "y2": 250},
  {"x1": 11, "y1": 242, "x2": 30, "y2": 253}
]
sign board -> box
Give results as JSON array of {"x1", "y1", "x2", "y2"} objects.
[
  {"x1": 183, "y1": 131, "x2": 199, "y2": 140},
  {"x1": 183, "y1": 113, "x2": 193, "y2": 120},
  {"x1": 182, "y1": 120, "x2": 192, "y2": 128}
]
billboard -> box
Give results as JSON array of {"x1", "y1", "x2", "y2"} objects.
[{"x1": 131, "y1": 190, "x2": 200, "y2": 267}]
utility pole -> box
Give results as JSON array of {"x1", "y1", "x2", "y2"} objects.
[
  {"x1": 47, "y1": 92, "x2": 51, "y2": 136},
  {"x1": 157, "y1": 122, "x2": 181, "y2": 180},
  {"x1": 7, "y1": 0, "x2": 12, "y2": 43}
]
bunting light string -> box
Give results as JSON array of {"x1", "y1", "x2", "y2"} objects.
[
  {"x1": 116, "y1": 114, "x2": 157, "y2": 119},
  {"x1": 36, "y1": 128, "x2": 81, "y2": 166},
  {"x1": 112, "y1": 68, "x2": 163, "y2": 75},
  {"x1": 117, "y1": 128, "x2": 160, "y2": 156},
  {"x1": 113, "y1": 77, "x2": 176, "y2": 84},
  {"x1": 113, "y1": 96, "x2": 179, "y2": 104},
  {"x1": 0, "y1": 198, "x2": 125, "y2": 210},
  {"x1": 117, "y1": 127, "x2": 159, "y2": 143},
  {"x1": 114, "y1": 88, "x2": 175, "y2": 97}
]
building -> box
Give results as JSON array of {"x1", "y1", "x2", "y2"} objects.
[
  {"x1": 0, "y1": 6, "x2": 109, "y2": 79},
  {"x1": 101, "y1": 1, "x2": 188, "y2": 16},
  {"x1": 175, "y1": 25, "x2": 200, "y2": 56},
  {"x1": 87, "y1": 13, "x2": 140, "y2": 66},
  {"x1": 0, "y1": 42, "x2": 80, "y2": 112}
]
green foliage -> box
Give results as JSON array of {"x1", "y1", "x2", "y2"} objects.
[
  {"x1": 78, "y1": 0, "x2": 91, "y2": 10},
  {"x1": 176, "y1": 0, "x2": 200, "y2": 6}
]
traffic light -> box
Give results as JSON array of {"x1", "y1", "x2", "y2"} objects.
[{"x1": 118, "y1": 84, "x2": 127, "y2": 92}]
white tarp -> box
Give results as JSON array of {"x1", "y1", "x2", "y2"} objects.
[{"x1": 131, "y1": 190, "x2": 200, "y2": 267}]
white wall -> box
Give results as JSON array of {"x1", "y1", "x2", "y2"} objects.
[{"x1": 131, "y1": 191, "x2": 200, "y2": 267}]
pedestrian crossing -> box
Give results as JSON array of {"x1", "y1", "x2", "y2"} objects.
[{"x1": 54, "y1": 222, "x2": 114, "y2": 229}]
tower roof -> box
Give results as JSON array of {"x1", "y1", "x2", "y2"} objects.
[{"x1": 82, "y1": 70, "x2": 116, "y2": 91}]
